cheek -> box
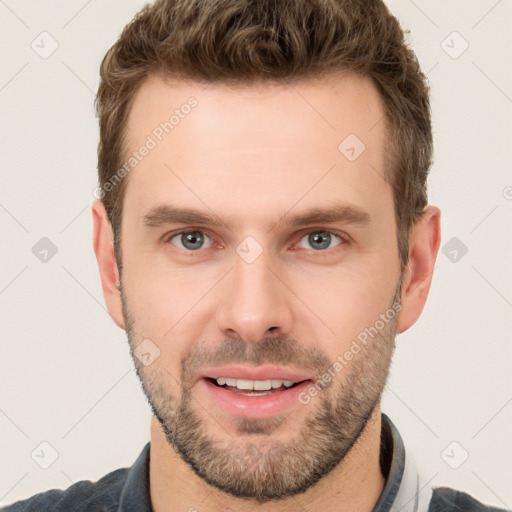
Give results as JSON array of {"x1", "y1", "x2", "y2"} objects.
[
  {"x1": 122, "y1": 256, "x2": 220, "y2": 338},
  {"x1": 121, "y1": 273, "x2": 199, "y2": 384},
  {"x1": 289, "y1": 260, "x2": 398, "y2": 348}
]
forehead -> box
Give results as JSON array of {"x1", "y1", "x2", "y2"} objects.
[
  {"x1": 122, "y1": 72, "x2": 391, "y2": 225},
  {"x1": 126, "y1": 72, "x2": 386, "y2": 149}
]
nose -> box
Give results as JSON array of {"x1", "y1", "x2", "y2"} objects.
[{"x1": 216, "y1": 248, "x2": 294, "y2": 344}]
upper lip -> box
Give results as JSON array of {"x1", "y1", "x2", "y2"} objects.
[{"x1": 197, "y1": 365, "x2": 315, "y2": 383}]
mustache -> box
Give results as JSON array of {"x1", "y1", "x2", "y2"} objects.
[{"x1": 180, "y1": 334, "x2": 331, "y2": 384}]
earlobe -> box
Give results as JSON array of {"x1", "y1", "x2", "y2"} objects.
[
  {"x1": 396, "y1": 206, "x2": 441, "y2": 334},
  {"x1": 91, "y1": 200, "x2": 125, "y2": 329}
]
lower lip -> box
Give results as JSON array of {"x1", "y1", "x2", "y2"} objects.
[{"x1": 200, "y1": 378, "x2": 313, "y2": 419}]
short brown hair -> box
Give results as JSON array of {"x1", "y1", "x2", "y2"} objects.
[{"x1": 95, "y1": 0, "x2": 432, "y2": 272}]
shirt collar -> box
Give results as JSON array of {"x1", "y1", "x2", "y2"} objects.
[
  {"x1": 117, "y1": 414, "x2": 431, "y2": 512},
  {"x1": 117, "y1": 441, "x2": 152, "y2": 511},
  {"x1": 375, "y1": 414, "x2": 433, "y2": 512}
]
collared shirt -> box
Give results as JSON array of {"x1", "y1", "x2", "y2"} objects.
[{"x1": 1, "y1": 414, "x2": 505, "y2": 511}]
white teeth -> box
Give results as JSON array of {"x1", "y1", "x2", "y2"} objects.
[
  {"x1": 236, "y1": 379, "x2": 254, "y2": 390},
  {"x1": 214, "y1": 377, "x2": 298, "y2": 390},
  {"x1": 253, "y1": 380, "x2": 272, "y2": 390}
]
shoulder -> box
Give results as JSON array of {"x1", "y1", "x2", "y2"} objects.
[
  {"x1": 1, "y1": 467, "x2": 129, "y2": 512},
  {"x1": 429, "y1": 486, "x2": 508, "y2": 512}
]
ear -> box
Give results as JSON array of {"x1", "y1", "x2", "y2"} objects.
[
  {"x1": 396, "y1": 206, "x2": 441, "y2": 334},
  {"x1": 91, "y1": 200, "x2": 125, "y2": 329}
]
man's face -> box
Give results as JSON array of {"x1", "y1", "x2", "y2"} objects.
[{"x1": 118, "y1": 73, "x2": 403, "y2": 501}]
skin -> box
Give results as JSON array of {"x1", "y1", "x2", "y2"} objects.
[{"x1": 92, "y1": 72, "x2": 441, "y2": 511}]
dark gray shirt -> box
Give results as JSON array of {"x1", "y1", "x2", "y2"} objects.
[{"x1": 2, "y1": 414, "x2": 506, "y2": 511}]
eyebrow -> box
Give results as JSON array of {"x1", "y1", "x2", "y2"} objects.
[{"x1": 141, "y1": 203, "x2": 371, "y2": 230}]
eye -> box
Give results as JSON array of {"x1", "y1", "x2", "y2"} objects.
[
  {"x1": 168, "y1": 230, "x2": 213, "y2": 251},
  {"x1": 297, "y1": 231, "x2": 344, "y2": 251}
]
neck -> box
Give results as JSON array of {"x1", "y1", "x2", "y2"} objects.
[{"x1": 149, "y1": 406, "x2": 385, "y2": 512}]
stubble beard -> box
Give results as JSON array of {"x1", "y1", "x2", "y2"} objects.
[{"x1": 121, "y1": 282, "x2": 401, "y2": 503}]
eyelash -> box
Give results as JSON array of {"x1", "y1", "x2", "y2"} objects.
[{"x1": 164, "y1": 229, "x2": 350, "y2": 253}]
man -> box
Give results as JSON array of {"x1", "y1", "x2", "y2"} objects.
[{"x1": 2, "y1": 0, "x2": 506, "y2": 511}]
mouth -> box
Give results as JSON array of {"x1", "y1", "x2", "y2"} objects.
[
  {"x1": 198, "y1": 371, "x2": 315, "y2": 419},
  {"x1": 205, "y1": 377, "x2": 307, "y2": 396}
]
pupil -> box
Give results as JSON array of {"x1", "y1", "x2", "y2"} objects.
[
  {"x1": 182, "y1": 232, "x2": 204, "y2": 250},
  {"x1": 309, "y1": 232, "x2": 331, "y2": 250}
]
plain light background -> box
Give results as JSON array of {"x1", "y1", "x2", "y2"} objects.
[{"x1": 1, "y1": 0, "x2": 511, "y2": 508}]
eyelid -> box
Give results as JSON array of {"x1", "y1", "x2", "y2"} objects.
[
  {"x1": 164, "y1": 228, "x2": 216, "y2": 247},
  {"x1": 292, "y1": 229, "x2": 349, "y2": 251},
  {"x1": 164, "y1": 227, "x2": 211, "y2": 238},
  {"x1": 163, "y1": 228, "x2": 351, "y2": 250},
  {"x1": 295, "y1": 228, "x2": 351, "y2": 243}
]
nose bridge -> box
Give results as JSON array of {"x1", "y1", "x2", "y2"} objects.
[{"x1": 216, "y1": 245, "x2": 293, "y2": 342}]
